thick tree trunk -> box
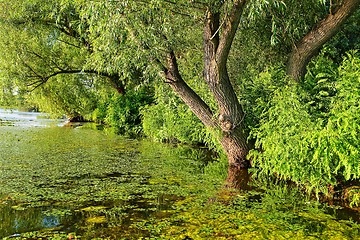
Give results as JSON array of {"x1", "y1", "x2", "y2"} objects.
[
  {"x1": 203, "y1": 1, "x2": 251, "y2": 188},
  {"x1": 226, "y1": 163, "x2": 251, "y2": 189},
  {"x1": 287, "y1": 0, "x2": 360, "y2": 81},
  {"x1": 221, "y1": 127, "x2": 251, "y2": 189},
  {"x1": 160, "y1": 1, "x2": 250, "y2": 189}
]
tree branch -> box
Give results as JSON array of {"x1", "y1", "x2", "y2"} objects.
[
  {"x1": 287, "y1": 0, "x2": 360, "y2": 81},
  {"x1": 164, "y1": 51, "x2": 217, "y2": 128},
  {"x1": 26, "y1": 69, "x2": 84, "y2": 91},
  {"x1": 23, "y1": 64, "x2": 126, "y2": 94},
  {"x1": 216, "y1": 0, "x2": 247, "y2": 67}
]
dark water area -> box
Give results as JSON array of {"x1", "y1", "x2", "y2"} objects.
[{"x1": 0, "y1": 109, "x2": 359, "y2": 239}]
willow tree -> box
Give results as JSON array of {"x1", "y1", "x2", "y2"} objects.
[
  {"x1": 0, "y1": 0, "x2": 128, "y2": 98},
  {"x1": 79, "y1": 0, "x2": 358, "y2": 187},
  {"x1": 77, "y1": 0, "x2": 255, "y2": 187},
  {"x1": 1, "y1": 0, "x2": 359, "y2": 188}
]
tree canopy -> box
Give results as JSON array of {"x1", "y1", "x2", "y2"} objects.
[{"x1": 0, "y1": 0, "x2": 359, "y2": 199}]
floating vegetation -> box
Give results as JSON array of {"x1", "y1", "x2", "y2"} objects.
[
  {"x1": 80, "y1": 206, "x2": 108, "y2": 212},
  {"x1": 0, "y1": 124, "x2": 359, "y2": 239},
  {"x1": 86, "y1": 216, "x2": 107, "y2": 224}
]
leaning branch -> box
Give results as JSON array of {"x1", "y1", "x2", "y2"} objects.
[
  {"x1": 164, "y1": 51, "x2": 217, "y2": 128},
  {"x1": 287, "y1": 0, "x2": 360, "y2": 81}
]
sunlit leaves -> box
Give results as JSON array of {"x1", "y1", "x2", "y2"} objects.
[
  {"x1": 250, "y1": 52, "x2": 360, "y2": 194},
  {"x1": 75, "y1": 0, "x2": 204, "y2": 79},
  {"x1": 244, "y1": 0, "x2": 328, "y2": 47}
]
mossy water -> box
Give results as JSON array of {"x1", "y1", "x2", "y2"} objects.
[{"x1": 0, "y1": 111, "x2": 359, "y2": 239}]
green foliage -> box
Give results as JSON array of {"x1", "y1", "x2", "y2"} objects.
[
  {"x1": 326, "y1": 51, "x2": 360, "y2": 180},
  {"x1": 238, "y1": 66, "x2": 290, "y2": 130},
  {"x1": 76, "y1": 0, "x2": 203, "y2": 83},
  {"x1": 303, "y1": 51, "x2": 339, "y2": 120},
  {"x1": 141, "y1": 82, "x2": 222, "y2": 151},
  {"x1": 321, "y1": 9, "x2": 360, "y2": 64},
  {"x1": 244, "y1": 0, "x2": 328, "y2": 48},
  {"x1": 142, "y1": 84, "x2": 201, "y2": 142},
  {"x1": 27, "y1": 74, "x2": 99, "y2": 118},
  {"x1": 0, "y1": 0, "x2": 97, "y2": 115},
  {"x1": 91, "y1": 88, "x2": 153, "y2": 136},
  {"x1": 0, "y1": 0, "x2": 155, "y2": 120},
  {"x1": 345, "y1": 187, "x2": 360, "y2": 208},
  {"x1": 250, "y1": 52, "x2": 360, "y2": 195},
  {"x1": 0, "y1": 0, "x2": 359, "y2": 201}
]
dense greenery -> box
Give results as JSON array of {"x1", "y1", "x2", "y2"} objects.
[
  {"x1": 141, "y1": 78, "x2": 220, "y2": 149},
  {"x1": 0, "y1": 0, "x2": 359, "y2": 199},
  {"x1": 249, "y1": 52, "x2": 360, "y2": 196},
  {"x1": 90, "y1": 88, "x2": 153, "y2": 136}
]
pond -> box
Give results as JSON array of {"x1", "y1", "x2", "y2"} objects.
[{"x1": 0, "y1": 109, "x2": 359, "y2": 239}]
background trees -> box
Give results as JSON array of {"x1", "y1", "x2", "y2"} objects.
[
  {"x1": 1, "y1": 0, "x2": 133, "y2": 115},
  {"x1": 0, "y1": 0, "x2": 359, "y2": 196}
]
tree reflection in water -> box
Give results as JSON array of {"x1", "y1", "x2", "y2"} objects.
[{"x1": 0, "y1": 204, "x2": 61, "y2": 238}]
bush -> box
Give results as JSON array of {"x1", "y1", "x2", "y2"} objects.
[
  {"x1": 141, "y1": 83, "x2": 221, "y2": 151},
  {"x1": 91, "y1": 87, "x2": 153, "y2": 136},
  {"x1": 249, "y1": 51, "x2": 360, "y2": 195}
]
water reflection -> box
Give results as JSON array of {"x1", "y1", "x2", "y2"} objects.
[
  {"x1": 0, "y1": 122, "x2": 217, "y2": 238},
  {"x1": 0, "y1": 194, "x2": 183, "y2": 238},
  {"x1": 0, "y1": 204, "x2": 60, "y2": 238}
]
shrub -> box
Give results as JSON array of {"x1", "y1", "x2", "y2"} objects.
[
  {"x1": 91, "y1": 87, "x2": 153, "y2": 136},
  {"x1": 141, "y1": 82, "x2": 221, "y2": 151},
  {"x1": 249, "y1": 51, "x2": 360, "y2": 195}
]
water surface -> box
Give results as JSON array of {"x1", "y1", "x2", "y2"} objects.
[
  {"x1": 0, "y1": 108, "x2": 65, "y2": 127},
  {"x1": 0, "y1": 109, "x2": 359, "y2": 239}
]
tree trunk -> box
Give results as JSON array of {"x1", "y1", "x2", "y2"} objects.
[
  {"x1": 221, "y1": 127, "x2": 251, "y2": 189},
  {"x1": 160, "y1": 1, "x2": 250, "y2": 189},
  {"x1": 287, "y1": 0, "x2": 360, "y2": 81},
  {"x1": 203, "y1": 2, "x2": 250, "y2": 188}
]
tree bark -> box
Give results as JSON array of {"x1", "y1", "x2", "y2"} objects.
[
  {"x1": 287, "y1": 0, "x2": 360, "y2": 82},
  {"x1": 160, "y1": 1, "x2": 250, "y2": 189},
  {"x1": 164, "y1": 51, "x2": 217, "y2": 128},
  {"x1": 202, "y1": 1, "x2": 251, "y2": 188}
]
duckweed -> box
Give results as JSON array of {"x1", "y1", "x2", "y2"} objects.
[{"x1": 0, "y1": 124, "x2": 359, "y2": 239}]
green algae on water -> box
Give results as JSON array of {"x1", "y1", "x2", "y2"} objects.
[{"x1": 0, "y1": 126, "x2": 359, "y2": 239}]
